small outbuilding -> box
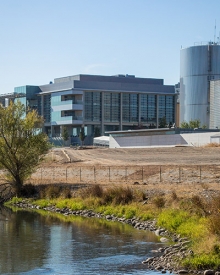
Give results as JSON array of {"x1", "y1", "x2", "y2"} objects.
[{"x1": 106, "y1": 128, "x2": 220, "y2": 148}]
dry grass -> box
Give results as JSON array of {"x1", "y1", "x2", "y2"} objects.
[
  {"x1": 193, "y1": 235, "x2": 219, "y2": 254},
  {"x1": 203, "y1": 142, "x2": 220, "y2": 148}
]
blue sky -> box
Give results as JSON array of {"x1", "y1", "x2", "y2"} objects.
[{"x1": 0, "y1": 0, "x2": 220, "y2": 94}]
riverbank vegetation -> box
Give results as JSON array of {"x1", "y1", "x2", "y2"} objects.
[{"x1": 5, "y1": 184, "x2": 220, "y2": 270}]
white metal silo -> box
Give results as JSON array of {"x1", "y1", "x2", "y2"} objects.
[{"x1": 180, "y1": 42, "x2": 220, "y2": 128}]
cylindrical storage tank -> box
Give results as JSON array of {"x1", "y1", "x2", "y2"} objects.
[
  {"x1": 210, "y1": 79, "x2": 220, "y2": 128},
  {"x1": 180, "y1": 43, "x2": 220, "y2": 127}
]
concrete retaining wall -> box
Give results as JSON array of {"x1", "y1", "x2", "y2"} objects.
[{"x1": 109, "y1": 132, "x2": 218, "y2": 148}]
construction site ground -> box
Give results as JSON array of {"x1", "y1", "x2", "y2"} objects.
[{"x1": 26, "y1": 146, "x2": 220, "y2": 199}]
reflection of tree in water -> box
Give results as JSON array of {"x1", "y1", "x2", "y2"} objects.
[{"x1": 0, "y1": 206, "x2": 50, "y2": 274}]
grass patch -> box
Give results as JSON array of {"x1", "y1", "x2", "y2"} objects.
[
  {"x1": 5, "y1": 196, "x2": 23, "y2": 205},
  {"x1": 182, "y1": 253, "x2": 220, "y2": 270}
]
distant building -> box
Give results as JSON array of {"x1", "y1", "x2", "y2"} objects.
[
  {"x1": 0, "y1": 74, "x2": 176, "y2": 145},
  {"x1": 174, "y1": 82, "x2": 180, "y2": 127},
  {"x1": 180, "y1": 42, "x2": 220, "y2": 128}
]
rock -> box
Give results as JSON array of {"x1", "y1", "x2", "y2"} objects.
[
  {"x1": 178, "y1": 270, "x2": 189, "y2": 274},
  {"x1": 215, "y1": 272, "x2": 220, "y2": 275},
  {"x1": 160, "y1": 237, "x2": 169, "y2": 243},
  {"x1": 204, "y1": 270, "x2": 214, "y2": 275},
  {"x1": 155, "y1": 228, "x2": 166, "y2": 236},
  {"x1": 151, "y1": 250, "x2": 160, "y2": 253},
  {"x1": 156, "y1": 265, "x2": 164, "y2": 270},
  {"x1": 161, "y1": 270, "x2": 167, "y2": 273},
  {"x1": 142, "y1": 257, "x2": 154, "y2": 264}
]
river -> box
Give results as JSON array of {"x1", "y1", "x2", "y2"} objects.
[{"x1": 0, "y1": 206, "x2": 165, "y2": 275}]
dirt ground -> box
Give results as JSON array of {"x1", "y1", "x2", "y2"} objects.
[
  {"x1": 58, "y1": 146, "x2": 220, "y2": 166},
  {"x1": 26, "y1": 146, "x2": 220, "y2": 199}
]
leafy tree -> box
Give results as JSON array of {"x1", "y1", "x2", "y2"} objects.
[
  {"x1": 159, "y1": 116, "x2": 167, "y2": 128},
  {"x1": 62, "y1": 126, "x2": 69, "y2": 145},
  {"x1": 94, "y1": 126, "x2": 101, "y2": 137},
  {"x1": 180, "y1": 121, "x2": 189, "y2": 128},
  {"x1": 0, "y1": 101, "x2": 50, "y2": 195},
  {"x1": 79, "y1": 126, "x2": 86, "y2": 146},
  {"x1": 180, "y1": 119, "x2": 201, "y2": 129}
]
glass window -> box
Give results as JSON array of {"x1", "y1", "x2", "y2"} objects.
[
  {"x1": 140, "y1": 94, "x2": 156, "y2": 125},
  {"x1": 122, "y1": 93, "x2": 138, "y2": 122},
  {"x1": 104, "y1": 92, "x2": 120, "y2": 122},
  {"x1": 158, "y1": 95, "x2": 175, "y2": 125},
  {"x1": 84, "y1": 92, "x2": 102, "y2": 122}
]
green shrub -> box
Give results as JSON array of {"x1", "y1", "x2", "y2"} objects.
[
  {"x1": 124, "y1": 207, "x2": 136, "y2": 219},
  {"x1": 33, "y1": 199, "x2": 52, "y2": 208},
  {"x1": 10, "y1": 197, "x2": 23, "y2": 204},
  {"x1": 177, "y1": 217, "x2": 208, "y2": 239},
  {"x1": 182, "y1": 253, "x2": 220, "y2": 270},
  {"x1": 157, "y1": 209, "x2": 190, "y2": 232}
]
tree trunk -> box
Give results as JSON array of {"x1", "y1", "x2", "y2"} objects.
[{"x1": 14, "y1": 174, "x2": 23, "y2": 196}]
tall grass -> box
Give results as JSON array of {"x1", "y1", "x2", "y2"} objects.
[{"x1": 182, "y1": 254, "x2": 220, "y2": 270}]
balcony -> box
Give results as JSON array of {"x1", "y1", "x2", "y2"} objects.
[{"x1": 58, "y1": 115, "x2": 83, "y2": 125}]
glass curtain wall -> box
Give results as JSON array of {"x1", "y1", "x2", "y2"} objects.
[
  {"x1": 159, "y1": 95, "x2": 175, "y2": 125},
  {"x1": 38, "y1": 95, "x2": 51, "y2": 123},
  {"x1": 84, "y1": 92, "x2": 102, "y2": 122},
  {"x1": 122, "y1": 93, "x2": 138, "y2": 122},
  {"x1": 140, "y1": 94, "x2": 157, "y2": 126},
  {"x1": 104, "y1": 92, "x2": 120, "y2": 122}
]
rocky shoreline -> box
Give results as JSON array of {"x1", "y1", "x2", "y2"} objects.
[{"x1": 11, "y1": 200, "x2": 220, "y2": 275}]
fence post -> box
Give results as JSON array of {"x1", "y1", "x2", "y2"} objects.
[
  {"x1": 109, "y1": 167, "x2": 111, "y2": 182},
  {"x1": 94, "y1": 167, "x2": 96, "y2": 182}
]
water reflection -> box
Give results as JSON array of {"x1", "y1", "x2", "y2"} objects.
[
  {"x1": 0, "y1": 206, "x2": 164, "y2": 275},
  {"x1": 0, "y1": 206, "x2": 49, "y2": 274}
]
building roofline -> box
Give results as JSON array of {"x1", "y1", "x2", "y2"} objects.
[
  {"x1": 105, "y1": 128, "x2": 174, "y2": 135},
  {"x1": 38, "y1": 87, "x2": 176, "y2": 95}
]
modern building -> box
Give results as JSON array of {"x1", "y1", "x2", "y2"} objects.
[
  {"x1": 0, "y1": 74, "x2": 176, "y2": 145},
  {"x1": 180, "y1": 42, "x2": 220, "y2": 128}
]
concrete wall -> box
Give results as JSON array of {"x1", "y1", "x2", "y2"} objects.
[{"x1": 109, "y1": 132, "x2": 218, "y2": 148}]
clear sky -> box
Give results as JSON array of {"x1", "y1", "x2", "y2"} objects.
[{"x1": 0, "y1": 0, "x2": 220, "y2": 94}]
